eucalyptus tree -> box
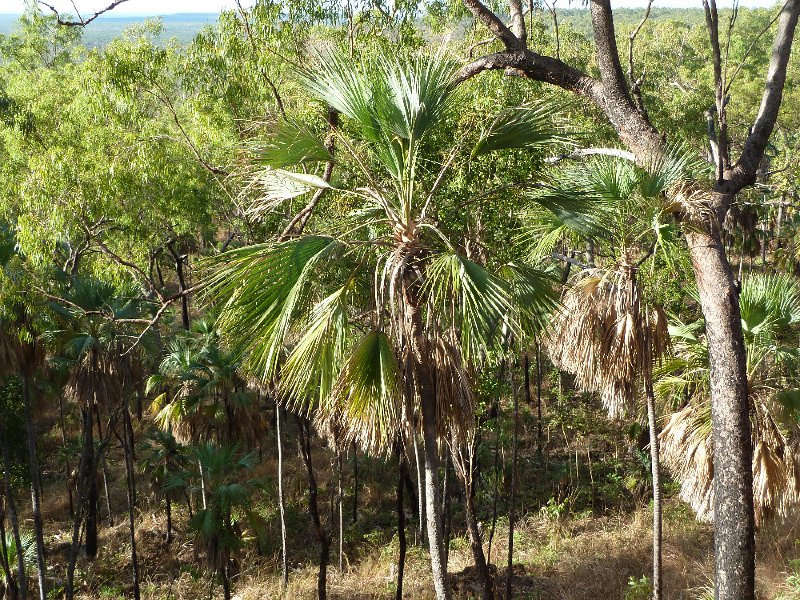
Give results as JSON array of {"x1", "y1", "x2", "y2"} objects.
[
  {"x1": 205, "y1": 48, "x2": 561, "y2": 599},
  {"x1": 658, "y1": 272, "x2": 800, "y2": 524},
  {"x1": 532, "y1": 154, "x2": 693, "y2": 598},
  {"x1": 456, "y1": 1, "x2": 800, "y2": 595}
]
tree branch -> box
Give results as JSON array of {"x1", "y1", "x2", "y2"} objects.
[
  {"x1": 732, "y1": 0, "x2": 800, "y2": 188},
  {"x1": 38, "y1": 0, "x2": 130, "y2": 26}
]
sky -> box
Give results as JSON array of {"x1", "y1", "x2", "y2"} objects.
[{"x1": 0, "y1": 0, "x2": 781, "y2": 13}]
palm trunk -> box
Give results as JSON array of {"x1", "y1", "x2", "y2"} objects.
[
  {"x1": 404, "y1": 287, "x2": 451, "y2": 599},
  {"x1": 686, "y1": 228, "x2": 754, "y2": 600},
  {"x1": 351, "y1": 443, "x2": 358, "y2": 525},
  {"x1": 121, "y1": 406, "x2": 141, "y2": 600},
  {"x1": 220, "y1": 565, "x2": 231, "y2": 600},
  {"x1": 57, "y1": 393, "x2": 74, "y2": 518},
  {"x1": 412, "y1": 431, "x2": 425, "y2": 545},
  {"x1": 296, "y1": 417, "x2": 330, "y2": 600},
  {"x1": 67, "y1": 405, "x2": 94, "y2": 599},
  {"x1": 21, "y1": 376, "x2": 46, "y2": 600},
  {"x1": 197, "y1": 459, "x2": 207, "y2": 510},
  {"x1": 165, "y1": 496, "x2": 172, "y2": 544},
  {"x1": 337, "y1": 452, "x2": 343, "y2": 572},
  {"x1": 1, "y1": 422, "x2": 24, "y2": 600},
  {"x1": 506, "y1": 364, "x2": 521, "y2": 600},
  {"x1": 95, "y1": 408, "x2": 113, "y2": 529},
  {"x1": 276, "y1": 407, "x2": 288, "y2": 588},
  {"x1": 395, "y1": 442, "x2": 407, "y2": 600},
  {"x1": 456, "y1": 452, "x2": 491, "y2": 600},
  {"x1": 441, "y1": 452, "x2": 451, "y2": 571},
  {"x1": 645, "y1": 378, "x2": 662, "y2": 600}
]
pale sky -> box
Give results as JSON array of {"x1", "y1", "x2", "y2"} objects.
[{"x1": 0, "y1": 0, "x2": 780, "y2": 13}]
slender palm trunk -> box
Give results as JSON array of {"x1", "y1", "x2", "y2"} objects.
[
  {"x1": 336, "y1": 452, "x2": 344, "y2": 572},
  {"x1": 420, "y1": 397, "x2": 450, "y2": 600},
  {"x1": 396, "y1": 443, "x2": 407, "y2": 600},
  {"x1": 457, "y1": 451, "x2": 491, "y2": 600},
  {"x1": 441, "y1": 451, "x2": 451, "y2": 571},
  {"x1": 645, "y1": 378, "x2": 662, "y2": 600},
  {"x1": 403, "y1": 277, "x2": 451, "y2": 600},
  {"x1": 276, "y1": 407, "x2": 288, "y2": 588},
  {"x1": 1, "y1": 423, "x2": 24, "y2": 600},
  {"x1": 351, "y1": 443, "x2": 358, "y2": 525},
  {"x1": 67, "y1": 405, "x2": 94, "y2": 599},
  {"x1": 296, "y1": 417, "x2": 330, "y2": 600},
  {"x1": 95, "y1": 408, "x2": 113, "y2": 529},
  {"x1": 197, "y1": 459, "x2": 207, "y2": 510},
  {"x1": 21, "y1": 376, "x2": 46, "y2": 600},
  {"x1": 121, "y1": 406, "x2": 141, "y2": 600},
  {"x1": 412, "y1": 431, "x2": 425, "y2": 545},
  {"x1": 506, "y1": 365, "x2": 521, "y2": 600},
  {"x1": 165, "y1": 496, "x2": 172, "y2": 544},
  {"x1": 57, "y1": 393, "x2": 74, "y2": 518}
]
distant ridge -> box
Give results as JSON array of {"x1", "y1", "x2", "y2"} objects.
[{"x1": 0, "y1": 12, "x2": 219, "y2": 47}]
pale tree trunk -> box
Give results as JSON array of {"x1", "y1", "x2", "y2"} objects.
[
  {"x1": 506, "y1": 363, "x2": 521, "y2": 600},
  {"x1": 21, "y1": 375, "x2": 46, "y2": 600},
  {"x1": 395, "y1": 442, "x2": 407, "y2": 600},
  {"x1": 121, "y1": 406, "x2": 141, "y2": 600},
  {"x1": 686, "y1": 227, "x2": 753, "y2": 599},
  {"x1": 644, "y1": 378, "x2": 662, "y2": 600},
  {"x1": 276, "y1": 406, "x2": 288, "y2": 588},
  {"x1": 404, "y1": 281, "x2": 451, "y2": 600}
]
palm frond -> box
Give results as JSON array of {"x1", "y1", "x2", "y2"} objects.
[
  {"x1": 472, "y1": 103, "x2": 569, "y2": 157},
  {"x1": 202, "y1": 235, "x2": 339, "y2": 383}
]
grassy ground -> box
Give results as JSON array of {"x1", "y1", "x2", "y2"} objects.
[{"x1": 22, "y1": 396, "x2": 800, "y2": 599}]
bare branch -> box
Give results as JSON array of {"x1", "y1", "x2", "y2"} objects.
[
  {"x1": 462, "y1": 0, "x2": 524, "y2": 50},
  {"x1": 38, "y1": 0, "x2": 130, "y2": 26},
  {"x1": 627, "y1": 0, "x2": 654, "y2": 115},
  {"x1": 732, "y1": 0, "x2": 800, "y2": 187}
]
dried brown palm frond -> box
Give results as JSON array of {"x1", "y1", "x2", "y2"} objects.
[
  {"x1": 546, "y1": 265, "x2": 670, "y2": 418},
  {"x1": 659, "y1": 404, "x2": 714, "y2": 521},
  {"x1": 67, "y1": 350, "x2": 121, "y2": 411},
  {"x1": 432, "y1": 327, "x2": 474, "y2": 446},
  {"x1": 659, "y1": 396, "x2": 800, "y2": 523}
]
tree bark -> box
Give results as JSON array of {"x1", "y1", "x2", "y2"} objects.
[
  {"x1": 395, "y1": 443, "x2": 407, "y2": 600},
  {"x1": 644, "y1": 378, "x2": 662, "y2": 600},
  {"x1": 686, "y1": 227, "x2": 754, "y2": 599},
  {"x1": 506, "y1": 364, "x2": 521, "y2": 600},
  {"x1": 276, "y1": 406, "x2": 288, "y2": 588},
  {"x1": 404, "y1": 281, "x2": 451, "y2": 600},
  {"x1": 21, "y1": 376, "x2": 46, "y2": 600},
  {"x1": 121, "y1": 406, "x2": 141, "y2": 600},
  {"x1": 296, "y1": 417, "x2": 330, "y2": 600}
]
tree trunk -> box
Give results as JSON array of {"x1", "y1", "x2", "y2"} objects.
[
  {"x1": 94, "y1": 407, "x2": 113, "y2": 529},
  {"x1": 21, "y1": 376, "x2": 46, "y2": 600},
  {"x1": 506, "y1": 364, "x2": 521, "y2": 600},
  {"x1": 686, "y1": 228, "x2": 754, "y2": 600},
  {"x1": 412, "y1": 431, "x2": 425, "y2": 545},
  {"x1": 165, "y1": 496, "x2": 172, "y2": 545},
  {"x1": 396, "y1": 443, "x2": 406, "y2": 600},
  {"x1": 276, "y1": 407, "x2": 288, "y2": 588},
  {"x1": 297, "y1": 417, "x2": 330, "y2": 600},
  {"x1": 351, "y1": 443, "x2": 358, "y2": 525},
  {"x1": 644, "y1": 378, "x2": 662, "y2": 600},
  {"x1": 121, "y1": 406, "x2": 141, "y2": 600},
  {"x1": 441, "y1": 451, "x2": 452, "y2": 571},
  {"x1": 460, "y1": 463, "x2": 492, "y2": 600},
  {"x1": 1, "y1": 422, "x2": 24, "y2": 600},
  {"x1": 220, "y1": 565, "x2": 231, "y2": 600},
  {"x1": 337, "y1": 452, "x2": 343, "y2": 572},
  {"x1": 58, "y1": 393, "x2": 74, "y2": 518},
  {"x1": 66, "y1": 405, "x2": 93, "y2": 599},
  {"x1": 198, "y1": 459, "x2": 208, "y2": 510}
]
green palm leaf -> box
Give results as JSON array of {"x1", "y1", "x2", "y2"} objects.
[{"x1": 203, "y1": 235, "x2": 338, "y2": 383}]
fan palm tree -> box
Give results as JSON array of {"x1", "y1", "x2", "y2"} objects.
[
  {"x1": 44, "y1": 277, "x2": 151, "y2": 599},
  {"x1": 139, "y1": 429, "x2": 189, "y2": 543},
  {"x1": 204, "y1": 48, "x2": 562, "y2": 600},
  {"x1": 183, "y1": 444, "x2": 261, "y2": 600},
  {"x1": 530, "y1": 154, "x2": 697, "y2": 599},
  {"x1": 657, "y1": 272, "x2": 800, "y2": 523}
]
